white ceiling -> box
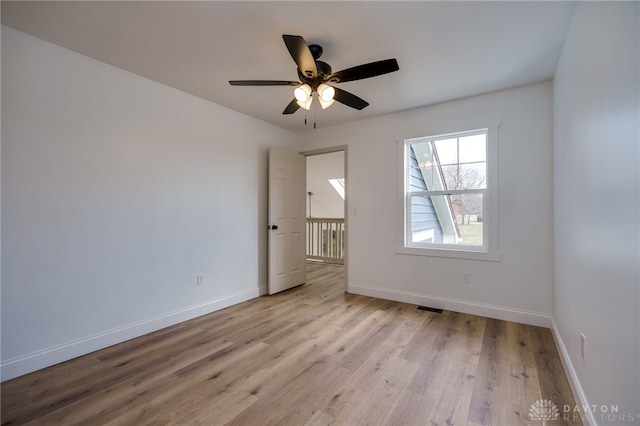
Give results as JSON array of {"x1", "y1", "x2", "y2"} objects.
[{"x1": 2, "y1": 1, "x2": 575, "y2": 133}]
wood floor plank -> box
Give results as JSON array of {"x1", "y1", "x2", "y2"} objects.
[
  {"x1": 323, "y1": 339, "x2": 419, "y2": 425},
  {"x1": 304, "y1": 409, "x2": 334, "y2": 426},
  {"x1": 100, "y1": 342, "x2": 269, "y2": 425},
  {"x1": 504, "y1": 321, "x2": 539, "y2": 368},
  {"x1": 1, "y1": 262, "x2": 579, "y2": 426},
  {"x1": 225, "y1": 355, "x2": 344, "y2": 425},
  {"x1": 38, "y1": 334, "x2": 259, "y2": 424},
  {"x1": 404, "y1": 311, "x2": 473, "y2": 398},
  {"x1": 398, "y1": 310, "x2": 447, "y2": 363},
  {"x1": 15, "y1": 324, "x2": 217, "y2": 424},
  {"x1": 427, "y1": 358, "x2": 477, "y2": 426},
  {"x1": 383, "y1": 306, "x2": 428, "y2": 353},
  {"x1": 532, "y1": 326, "x2": 582, "y2": 426},
  {"x1": 386, "y1": 389, "x2": 436, "y2": 426},
  {"x1": 467, "y1": 318, "x2": 512, "y2": 425},
  {"x1": 450, "y1": 312, "x2": 487, "y2": 365},
  {"x1": 334, "y1": 355, "x2": 418, "y2": 425},
  {"x1": 507, "y1": 362, "x2": 542, "y2": 425}
]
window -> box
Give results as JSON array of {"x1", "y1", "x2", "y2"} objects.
[
  {"x1": 400, "y1": 128, "x2": 498, "y2": 259},
  {"x1": 328, "y1": 178, "x2": 345, "y2": 200}
]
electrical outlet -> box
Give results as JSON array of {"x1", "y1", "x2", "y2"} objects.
[
  {"x1": 462, "y1": 272, "x2": 470, "y2": 284},
  {"x1": 580, "y1": 333, "x2": 586, "y2": 360},
  {"x1": 196, "y1": 274, "x2": 204, "y2": 287}
]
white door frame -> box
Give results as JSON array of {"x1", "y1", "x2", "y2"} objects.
[{"x1": 302, "y1": 145, "x2": 348, "y2": 292}]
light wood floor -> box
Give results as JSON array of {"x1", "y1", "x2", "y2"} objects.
[{"x1": 1, "y1": 263, "x2": 579, "y2": 425}]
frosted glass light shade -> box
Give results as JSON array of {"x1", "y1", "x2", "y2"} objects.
[
  {"x1": 294, "y1": 84, "x2": 312, "y2": 103},
  {"x1": 296, "y1": 97, "x2": 312, "y2": 110},
  {"x1": 318, "y1": 97, "x2": 335, "y2": 109},
  {"x1": 317, "y1": 84, "x2": 335, "y2": 102}
]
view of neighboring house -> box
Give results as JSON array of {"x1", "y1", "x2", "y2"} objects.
[{"x1": 408, "y1": 145, "x2": 447, "y2": 244}]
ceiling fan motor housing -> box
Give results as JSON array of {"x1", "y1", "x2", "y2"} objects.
[
  {"x1": 308, "y1": 44, "x2": 323, "y2": 60},
  {"x1": 298, "y1": 58, "x2": 333, "y2": 91}
]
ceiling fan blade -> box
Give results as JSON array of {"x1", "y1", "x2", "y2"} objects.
[
  {"x1": 229, "y1": 80, "x2": 299, "y2": 86},
  {"x1": 328, "y1": 59, "x2": 399, "y2": 83},
  {"x1": 333, "y1": 87, "x2": 369, "y2": 110},
  {"x1": 283, "y1": 98, "x2": 300, "y2": 115},
  {"x1": 282, "y1": 35, "x2": 317, "y2": 79}
]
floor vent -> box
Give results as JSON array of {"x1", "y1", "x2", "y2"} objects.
[{"x1": 417, "y1": 306, "x2": 443, "y2": 314}]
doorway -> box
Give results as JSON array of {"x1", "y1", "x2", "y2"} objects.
[{"x1": 304, "y1": 148, "x2": 347, "y2": 291}]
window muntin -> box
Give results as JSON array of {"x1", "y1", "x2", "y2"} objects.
[{"x1": 404, "y1": 129, "x2": 488, "y2": 251}]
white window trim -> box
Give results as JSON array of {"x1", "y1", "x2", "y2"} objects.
[{"x1": 396, "y1": 125, "x2": 501, "y2": 262}]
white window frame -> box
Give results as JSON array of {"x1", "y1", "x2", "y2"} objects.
[{"x1": 396, "y1": 126, "x2": 501, "y2": 262}]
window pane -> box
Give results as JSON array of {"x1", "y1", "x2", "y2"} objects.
[
  {"x1": 440, "y1": 164, "x2": 486, "y2": 190},
  {"x1": 408, "y1": 142, "x2": 443, "y2": 192},
  {"x1": 459, "y1": 134, "x2": 486, "y2": 163},
  {"x1": 414, "y1": 141, "x2": 435, "y2": 169},
  {"x1": 440, "y1": 164, "x2": 458, "y2": 189},
  {"x1": 408, "y1": 144, "x2": 429, "y2": 192},
  {"x1": 450, "y1": 193, "x2": 484, "y2": 246},
  {"x1": 433, "y1": 138, "x2": 458, "y2": 165},
  {"x1": 409, "y1": 194, "x2": 444, "y2": 243},
  {"x1": 458, "y1": 163, "x2": 486, "y2": 189},
  {"x1": 409, "y1": 193, "x2": 484, "y2": 247},
  {"x1": 419, "y1": 166, "x2": 442, "y2": 191}
]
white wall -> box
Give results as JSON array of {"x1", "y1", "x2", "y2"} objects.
[
  {"x1": 553, "y1": 2, "x2": 640, "y2": 423},
  {"x1": 299, "y1": 82, "x2": 554, "y2": 326},
  {"x1": 306, "y1": 151, "x2": 345, "y2": 219},
  {"x1": 1, "y1": 26, "x2": 297, "y2": 380}
]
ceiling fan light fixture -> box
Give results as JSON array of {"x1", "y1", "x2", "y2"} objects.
[
  {"x1": 296, "y1": 96, "x2": 313, "y2": 110},
  {"x1": 319, "y1": 97, "x2": 335, "y2": 109},
  {"x1": 317, "y1": 84, "x2": 335, "y2": 102},
  {"x1": 294, "y1": 84, "x2": 312, "y2": 103}
]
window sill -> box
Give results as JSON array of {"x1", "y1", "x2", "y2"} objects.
[{"x1": 396, "y1": 246, "x2": 502, "y2": 262}]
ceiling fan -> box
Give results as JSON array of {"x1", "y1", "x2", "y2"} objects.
[{"x1": 229, "y1": 34, "x2": 399, "y2": 115}]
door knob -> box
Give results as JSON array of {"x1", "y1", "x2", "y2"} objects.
[{"x1": 268, "y1": 225, "x2": 278, "y2": 230}]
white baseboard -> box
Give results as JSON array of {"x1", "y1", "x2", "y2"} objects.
[
  {"x1": 348, "y1": 284, "x2": 551, "y2": 327},
  {"x1": 1, "y1": 289, "x2": 259, "y2": 382},
  {"x1": 550, "y1": 317, "x2": 597, "y2": 426}
]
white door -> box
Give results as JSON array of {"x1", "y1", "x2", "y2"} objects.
[{"x1": 268, "y1": 146, "x2": 307, "y2": 294}]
